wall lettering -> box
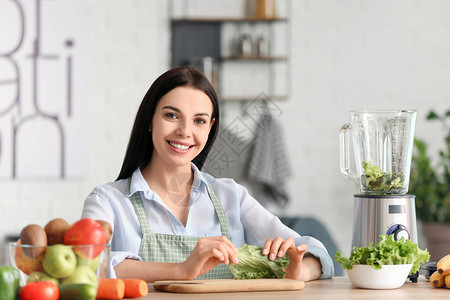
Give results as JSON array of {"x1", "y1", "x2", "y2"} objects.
[{"x1": 0, "y1": 0, "x2": 87, "y2": 178}]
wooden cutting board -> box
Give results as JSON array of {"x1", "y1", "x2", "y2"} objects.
[{"x1": 153, "y1": 278, "x2": 305, "y2": 293}]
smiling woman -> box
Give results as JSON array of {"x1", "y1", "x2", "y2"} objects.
[{"x1": 80, "y1": 66, "x2": 334, "y2": 283}]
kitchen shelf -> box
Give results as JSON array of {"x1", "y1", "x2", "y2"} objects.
[
  {"x1": 172, "y1": 17, "x2": 287, "y2": 23},
  {"x1": 170, "y1": 7, "x2": 290, "y2": 102}
]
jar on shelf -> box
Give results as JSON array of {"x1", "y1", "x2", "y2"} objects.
[
  {"x1": 256, "y1": 0, "x2": 276, "y2": 18},
  {"x1": 256, "y1": 36, "x2": 269, "y2": 56},
  {"x1": 238, "y1": 34, "x2": 252, "y2": 56}
]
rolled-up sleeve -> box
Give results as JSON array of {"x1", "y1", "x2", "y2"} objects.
[{"x1": 107, "y1": 251, "x2": 141, "y2": 278}]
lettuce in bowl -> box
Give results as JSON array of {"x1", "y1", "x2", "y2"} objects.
[{"x1": 334, "y1": 234, "x2": 430, "y2": 275}]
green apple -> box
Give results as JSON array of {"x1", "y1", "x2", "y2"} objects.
[
  {"x1": 76, "y1": 254, "x2": 99, "y2": 271},
  {"x1": 61, "y1": 265, "x2": 98, "y2": 288},
  {"x1": 27, "y1": 271, "x2": 59, "y2": 285},
  {"x1": 42, "y1": 244, "x2": 77, "y2": 278}
]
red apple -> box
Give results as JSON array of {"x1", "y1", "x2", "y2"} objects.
[
  {"x1": 64, "y1": 218, "x2": 107, "y2": 259},
  {"x1": 14, "y1": 239, "x2": 45, "y2": 275}
]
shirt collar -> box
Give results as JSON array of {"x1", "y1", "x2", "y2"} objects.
[
  {"x1": 127, "y1": 168, "x2": 152, "y2": 198},
  {"x1": 127, "y1": 163, "x2": 206, "y2": 197},
  {"x1": 191, "y1": 163, "x2": 208, "y2": 190}
]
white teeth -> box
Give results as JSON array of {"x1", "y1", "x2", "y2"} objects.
[{"x1": 170, "y1": 142, "x2": 190, "y2": 150}]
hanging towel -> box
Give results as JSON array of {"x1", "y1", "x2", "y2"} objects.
[{"x1": 247, "y1": 114, "x2": 292, "y2": 208}]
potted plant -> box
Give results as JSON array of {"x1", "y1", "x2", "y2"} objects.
[{"x1": 409, "y1": 110, "x2": 450, "y2": 261}]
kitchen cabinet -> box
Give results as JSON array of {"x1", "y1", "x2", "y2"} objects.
[{"x1": 171, "y1": 15, "x2": 289, "y2": 101}]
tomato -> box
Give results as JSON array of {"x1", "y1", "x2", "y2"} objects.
[
  {"x1": 64, "y1": 218, "x2": 107, "y2": 259},
  {"x1": 20, "y1": 281, "x2": 59, "y2": 300}
]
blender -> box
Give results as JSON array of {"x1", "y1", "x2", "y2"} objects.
[{"x1": 339, "y1": 110, "x2": 418, "y2": 250}]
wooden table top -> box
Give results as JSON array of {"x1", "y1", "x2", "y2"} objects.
[{"x1": 133, "y1": 276, "x2": 448, "y2": 299}]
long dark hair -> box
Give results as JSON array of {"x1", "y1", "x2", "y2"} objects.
[{"x1": 116, "y1": 66, "x2": 220, "y2": 180}]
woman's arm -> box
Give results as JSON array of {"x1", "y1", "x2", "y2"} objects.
[
  {"x1": 115, "y1": 259, "x2": 188, "y2": 282},
  {"x1": 115, "y1": 236, "x2": 238, "y2": 282},
  {"x1": 298, "y1": 254, "x2": 322, "y2": 281}
]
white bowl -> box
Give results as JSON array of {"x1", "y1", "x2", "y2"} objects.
[{"x1": 346, "y1": 264, "x2": 413, "y2": 289}]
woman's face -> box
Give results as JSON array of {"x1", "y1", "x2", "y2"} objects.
[{"x1": 150, "y1": 86, "x2": 215, "y2": 169}]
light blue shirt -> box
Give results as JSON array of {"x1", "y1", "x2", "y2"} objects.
[{"x1": 81, "y1": 164, "x2": 334, "y2": 279}]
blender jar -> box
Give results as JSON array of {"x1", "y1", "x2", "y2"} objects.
[{"x1": 340, "y1": 110, "x2": 417, "y2": 195}]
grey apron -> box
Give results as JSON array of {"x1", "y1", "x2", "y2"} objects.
[{"x1": 129, "y1": 180, "x2": 234, "y2": 279}]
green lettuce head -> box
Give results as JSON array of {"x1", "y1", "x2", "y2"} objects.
[{"x1": 230, "y1": 244, "x2": 289, "y2": 279}]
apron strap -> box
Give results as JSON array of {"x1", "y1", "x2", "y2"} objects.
[
  {"x1": 204, "y1": 181, "x2": 231, "y2": 238},
  {"x1": 130, "y1": 192, "x2": 153, "y2": 235}
]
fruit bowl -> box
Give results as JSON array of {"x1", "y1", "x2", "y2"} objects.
[
  {"x1": 346, "y1": 264, "x2": 413, "y2": 289},
  {"x1": 9, "y1": 242, "x2": 110, "y2": 289}
]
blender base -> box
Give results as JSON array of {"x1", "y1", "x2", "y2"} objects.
[{"x1": 351, "y1": 194, "x2": 418, "y2": 248}]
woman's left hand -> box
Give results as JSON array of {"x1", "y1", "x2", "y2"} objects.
[{"x1": 262, "y1": 237, "x2": 314, "y2": 281}]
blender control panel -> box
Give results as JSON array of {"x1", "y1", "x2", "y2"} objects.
[{"x1": 386, "y1": 204, "x2": 410, "y2": 241}]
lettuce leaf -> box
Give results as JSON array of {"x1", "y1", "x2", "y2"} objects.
[
  {"x1": 229, "y1": 244, "x2": 289, "y2": 279},
  {"x1": 361, "y1": 161, "x2": 404, "y2": 194},
  {"x1": 334, "y1": 234, "x2": 430, "y2": 275}
]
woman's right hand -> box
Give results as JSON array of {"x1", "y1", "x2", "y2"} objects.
[{"x1": 181, "y1": 236, "x2": 238, "y2": 280}]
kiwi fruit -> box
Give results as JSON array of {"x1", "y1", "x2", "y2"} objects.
[
  {"x1": 20, "y1": 224, "x2": 47, "y2": 257},
  {"x1": 44, "y1": 218, "x2": 70, "y2": 245}
]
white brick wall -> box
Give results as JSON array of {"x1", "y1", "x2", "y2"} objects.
[{"x1": 1, "y1": 0, "x2": 449, "y2": 264}]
